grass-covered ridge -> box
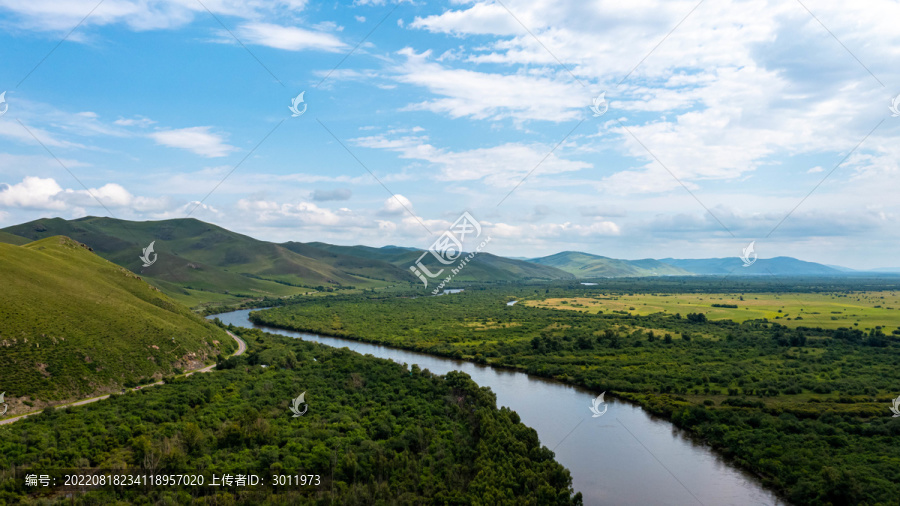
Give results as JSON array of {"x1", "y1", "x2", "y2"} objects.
[
  {"x1": 249, "y1": 283, "x2": 900, "y2": 504},
  {"x1": 0, "y1": 236, "x2": 235, "y2": 407},
  {"x1": 0, "y1": 327, "x2": 580, "y2": 505},
  {"x1": 2, "y1": 217, "x2": 414, "y2": 306}
]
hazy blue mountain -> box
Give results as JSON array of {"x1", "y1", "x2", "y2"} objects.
[{"x1": 657, "y1": 256, "x2": 843, "y2": 276}]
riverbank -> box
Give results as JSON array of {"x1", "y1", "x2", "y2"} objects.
[{"x1": 221, "y1": 308, "x2": 784, "y2": 505}]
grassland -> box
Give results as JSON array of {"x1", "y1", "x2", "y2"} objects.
[
  {"x1": 527, "y1": 290, "x2": 900, "y2": 330},
  {"x1": 0, "y1": 236, "x2": 236, "y2": 407}
]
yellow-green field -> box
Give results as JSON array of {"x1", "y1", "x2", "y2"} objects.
[{"x1": 526, "y1": 291, "x2": 900, "y2": 331}]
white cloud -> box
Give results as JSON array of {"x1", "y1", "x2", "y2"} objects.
[
  {"x1": 353, "y1": 133, "x2": 591, "y2": 188},
  {"x1": 0, "y1": 176, "x2": 168, "y2": 211},
  {"x1": 0, "y1": 177, "x2": 66, "y2": 210},
  {"x1": 0, "y1": 121, "x2": 88, "y2": 149},
  {"x1": 114, "y1": 116, "x2": 155, "y2": 127},
  {"x1": 393, "y1": 48, "x2": 587, "y2": 123},
  {"x1": 237, "y1": 198, "x2": 361, "y2": 227},
  {"x1": 379, "y1": 194, "x2": 414, "y2": 215},
  {"x1": 0, "y1": 0, "x2": 311, "y2": 32},
  {"x1": 399, "y1": 0, "x2": 900, "y2": 197},
  {"x1": 149, "y1": 127, "x2": 235, "y2": 157},
  {"x1": 231, "y1": 22, "x2": 346, "y2": 52},
  {"x1": 488, "y1": 220, "x2": 621, "y2": 244}
]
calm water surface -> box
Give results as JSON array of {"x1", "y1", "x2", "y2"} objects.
[{"x1": 214, "y1": 309, "x2": 783, "y2": 506}]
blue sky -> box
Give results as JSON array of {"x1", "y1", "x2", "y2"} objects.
[{"x1": 0, "y1": 0, "x2": 899, "y2": 269}]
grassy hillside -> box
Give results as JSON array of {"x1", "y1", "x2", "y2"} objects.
[
  {"x1": 2, "y1": 217, "x2": 408, "y2": 306},
  {"x1": 308, "y1": 243, "x2": 574, "y2": 282},
  {"x1": 0, "y1": 230, "x2": 29, "y2": 245},
  {"x1": 0, "y1": 236, "x2": 235, "y2": 407},
  {"x1": 279, "y1": 241, "x2": 417, "y2": 283},
  {"x1": 529, "y1": 251, "x2": 693, "y2": 277}
]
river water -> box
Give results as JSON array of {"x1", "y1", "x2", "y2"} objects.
[{"x1": 213, "y1": 309, "x2": 783, "y2": 505}]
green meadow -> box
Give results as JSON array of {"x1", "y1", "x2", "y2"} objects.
[{"x1": 528, "y1": 291, "x2": 900, "y2": 331}]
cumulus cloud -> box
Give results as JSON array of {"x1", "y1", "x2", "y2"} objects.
[
  {"x1": 0, "y1": 176, "x2": 168, "y2": 211},
  {"x1": 379, "y1": 194, "x2": 414, "y2": 216}
]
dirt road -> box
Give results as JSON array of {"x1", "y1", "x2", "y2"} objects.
[{"x1": 0, "y1": 330, "x2": 246, "y2": 426}]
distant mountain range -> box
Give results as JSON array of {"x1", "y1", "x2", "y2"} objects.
[
  {"x1": 656, "y1": 256, "x2": 843, "y2": 276},
  {"x1": 1, "y1": 217, "x2": 893, "y2": 306},
  {"x1": 529, "y1": 251, "x2": 693, "y2": 277}
]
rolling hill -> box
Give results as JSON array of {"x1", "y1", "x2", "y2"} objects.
[
  {"x1": 529, "y1": 251, "x2": 693, "y2": 277},
  {"x1": 2, "y1": 217, "x2": 416, "y2": 306},
  {"x1": 0, "y1": 236, "x2": 235, "y2": 410},
  {"x1": 0, "y1": 217, "x2": 571, "y2": 304},
  {"x1": 307, "y1": 242, "x2": 575, "y2": 283}
]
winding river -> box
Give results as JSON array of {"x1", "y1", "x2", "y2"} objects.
[{"x1": 213, "y1": 309, "x2": 783, "y2": 505}]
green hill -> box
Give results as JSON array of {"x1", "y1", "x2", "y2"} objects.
[
  {"x1": 0, "y1": 218, "x2": 572, "y2": 304},
  {"x1": 529, "y1": 251, "x2": 693, "y2": 277},
  {"x1": 0, "y1": 230, "x2": 29, "y2": 245},
  {"x1": 0, "y1": 236, "x2": 235, "y2": 408},
  {"x1": 307, "y1": 243, "x2": 574, "y2": 282},
  {"x1": 2, "y1": 217, "x2": 411, "y2": 306}
]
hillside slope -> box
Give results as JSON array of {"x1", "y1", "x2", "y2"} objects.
[
  {"x1": 530, "y1": 251, "x2": 693, "y2": 277},
  {"x1": 308, "y1": 242, "x2": 575, "y2": 282},
  {"x1": 0, "y1": 236, "x2": 235, "y2": 408},
  {"x1": 2, "y1": 217, "x2": 410, "y2": 305}
]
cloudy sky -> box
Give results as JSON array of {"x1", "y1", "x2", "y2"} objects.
[{"x1": 0, "y1": 0, "x2": 898, "y2": 269}]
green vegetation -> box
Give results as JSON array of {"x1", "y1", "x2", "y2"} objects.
[
  {"x1": 0, "y1": 327, "x2": 580, "y2": 505},
  {"x1": 250, "y1": 281, "x2": 900, "y2": 505},
  {"x1": 0, "y1": 236, "x2": 234, "y2": 406}
]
